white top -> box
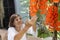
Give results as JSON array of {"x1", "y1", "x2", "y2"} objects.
[{"x1": 8, "y1": 24, "x2": 36, "y2": 40}]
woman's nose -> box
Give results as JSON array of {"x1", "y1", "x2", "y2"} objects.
[{"x1": 18, "y1": 19, "x2": 21, "y2": 22}]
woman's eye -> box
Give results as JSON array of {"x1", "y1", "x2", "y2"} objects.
[{"x1": 16, "y1": 19, "x2": 18, "y2": 21}]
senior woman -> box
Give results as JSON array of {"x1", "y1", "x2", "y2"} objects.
[{"x1": 8, "y1": 14, "x2": 37, "y2": 40}]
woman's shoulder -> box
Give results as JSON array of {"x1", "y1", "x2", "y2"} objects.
[
  {"x1": 8, "y1": 27, "x2": 15, "y2": 30},
  {"x1": 8, "y1": 27, "x2": 16, "y2": 32},
  {"x1": 8, "y1": 27, "x2": 18, "y2": 34}
]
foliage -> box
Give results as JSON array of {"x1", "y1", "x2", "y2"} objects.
[
  {"x1": 36, "y1": 10, "x2": 53, "y2": 38},
  {"x1": 37, "y1": 28, "x2": 53, "y2": 38},
  {"x1": 58, "y1": 5, "x2": 60, "y2": 21}
]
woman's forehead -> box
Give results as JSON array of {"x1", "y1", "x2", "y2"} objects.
[
  {"x1": 14, "y1": 14, "x2": 21, "y2": 18},
  {"x1": 15, "y1": 16, "x2": 22, "y2": 19}
]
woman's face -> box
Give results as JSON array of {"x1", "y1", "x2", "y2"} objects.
[{"x1": 14, "y1": 16, "x2": 22, "y2": 28}]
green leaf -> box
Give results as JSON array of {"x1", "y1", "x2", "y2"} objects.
[
  {"x1": 58, "y1": 6, "x2": 60, "y2": 20},
  {"x1": 48, "y1": 0, "x2": 50, "y2": 2},
  {"x1": 36, "y1": 10, "x2": 41, "y2": 22},
  {"x1": 58, "y1": 6, "x2": 60, "y2": 14},
  {"x1": 58, "y1": 15, "x2": 60, "y2": 21}
]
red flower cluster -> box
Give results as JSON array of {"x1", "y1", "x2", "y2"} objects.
[
  {"x1": 29, "y1": 0, "x2": 48, "y2": 16},
  {"x1": 39, "y1": 0, "x2": 48, "y2": 14},
  {"x1": 29, "y1": 0, "x2": 60, "y2": 31},
  {"x1": 55, "y1": 21, "x2": 60, "y2": 31},
  {"x1": 53, "y1": 0, "x2": 59, "y2": 3},
  {"x1": 50, "y1": 0, "x2": 59, "y2": 3},
  {"x1": 29, "y1": 0, "x2": 38, "y2": 17},
  {"x1": 45, "y1": 5, "x2": 58, "y2": 31}
]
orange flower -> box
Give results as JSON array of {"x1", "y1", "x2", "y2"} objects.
[
  {"x1": 40, "y1": 4, "x2": 47, "y2": 10},
  {"x1": 39, "y1": 0, "x2": 48, "y2": 5},
  {"x1": 50, "y1": 0, "x2": 53, "y2": 3},
  {"x1": 30, "y1": 10, "x2": 35, "y2": 16},
  {"x1": 53, "y1": 0, "x2": 59, "y2": 3},
  {"x1": 29, "y1": 0, "x2": 38, "y2": 17},
  {"x1": 57, "y1": 21, "x2": 60, "y2": 26},
  {"x1": 56, "y1": 27, "x2": 60, "y2": 31},
  {"x1": 45, "y1": 5, "x2": 58, "y2": 31},
  {"x1": 40, "y1": 10, "x2": 47, "y2": 14},
  {"x1": 30, "y1": 0, "x2": 37, "y2": 3}
]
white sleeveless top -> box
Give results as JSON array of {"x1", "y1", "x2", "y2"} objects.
[{"x1": 8, "y1": 24, "x2": 36, "y2": 40}]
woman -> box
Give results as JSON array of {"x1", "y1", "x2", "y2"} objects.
[{"x1": 8, "y1": 14, "x2": 37, "y2": 40}]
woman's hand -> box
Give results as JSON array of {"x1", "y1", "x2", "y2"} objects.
[
  {"x1": 25, "y1": 15, "x2": 38, "y2": 26},
  {"x1": 25, "y1": 15, "x2": 38, "y2": 28},
  {"x1": 28, "y1": 15, "x2": 38, "y2": 26}
]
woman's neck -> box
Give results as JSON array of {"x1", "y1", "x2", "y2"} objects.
[{"x1": 15, "y1": 26, "x2": 21, "y2": 32}]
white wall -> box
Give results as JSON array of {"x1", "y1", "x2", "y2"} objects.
[{"x1": 14, "y1": 0, "x2": 30, "y2": 23}]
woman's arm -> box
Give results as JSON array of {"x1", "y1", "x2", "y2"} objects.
[
  {"x1": 14, "y1": 16, "x2": 37, "y2": 40},
  {"x1": 14, "y1": 23, "x2": 31, "y2": 40},
  {"x1": 30, "y1": 16, "x2": 37, "y2": 32},
  {"x1": 32, "y1": 24, "x2": 36, "y2": 32}
]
